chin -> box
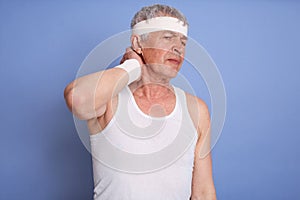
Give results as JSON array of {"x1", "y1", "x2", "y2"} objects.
[
  {"x1": 164, "y1": 67, "x2": 179, "y2": 79},
  {"x1": 170, "y1": 71, "x2": 179, "y2": 78},
  {"x1": 151, "y1": 63, "x2": 180, "y2": 79}
]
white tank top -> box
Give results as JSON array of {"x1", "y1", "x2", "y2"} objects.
[{"x1": 90, "y1": 86, "x2": 198, "y2": 200}]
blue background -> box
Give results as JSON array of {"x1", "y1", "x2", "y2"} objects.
[{"x1": 1, "y1": 0, "x2": 299, "y2": 199}]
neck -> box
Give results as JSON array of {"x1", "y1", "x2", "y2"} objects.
[
  {"x1": 130, "y1": 79, "x2": 173, "y2": 100},
  {"x1": 129, "y1": 64, "x2": 177, "y2": 99},
  {"x1": 142, "y1": 64, "x2": 173, "y2": 84}
]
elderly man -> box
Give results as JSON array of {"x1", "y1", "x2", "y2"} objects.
[{"x1": 64, "y1": 4, "x2": 217, "y2": 200}]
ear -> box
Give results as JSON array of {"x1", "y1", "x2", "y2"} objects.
[{"x1": 131, "y1": 35, "x2": 143, "y2": 54}]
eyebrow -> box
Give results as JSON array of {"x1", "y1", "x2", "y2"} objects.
[{"x1": 163, "y1": 31, "x2": 188, "y2": 40}]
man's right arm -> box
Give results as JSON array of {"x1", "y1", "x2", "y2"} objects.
[
  {"x1": 64, "y1": 66, "x2": 131, "y2": 120},
  {"x1": 64, "y1": 46, "x2": 144, "y2": 120}
]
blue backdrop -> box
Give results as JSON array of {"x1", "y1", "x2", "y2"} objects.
[{"x1": 1, "y1": 1, "x2": 299, "y2": 199}]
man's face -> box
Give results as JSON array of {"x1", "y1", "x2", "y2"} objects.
[{"x1": 140, "y1": 30, "x2": 187, "y2": 78}]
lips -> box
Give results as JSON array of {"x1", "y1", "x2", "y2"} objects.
[{"x1": 167, "y1": 58, "x2": 181, "y2": 65}]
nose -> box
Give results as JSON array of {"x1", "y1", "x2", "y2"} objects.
[
  {"x1": 173, "y1": 47, "x2": 182, "y2": 55},
  {"x1": 172, "y1": 39, "x2": 184, "y2": 56}
]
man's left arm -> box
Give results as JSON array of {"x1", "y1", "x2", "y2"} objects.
[{"x1": 188, "y1": 95, "x2": 217, "y2": 200}]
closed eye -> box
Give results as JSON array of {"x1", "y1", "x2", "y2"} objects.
[{"x1": 164, "y1": 36, "x2": 173, "y2": 39}]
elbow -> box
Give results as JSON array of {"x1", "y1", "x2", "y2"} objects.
[
  {"x1": 64, "y1": 82, "x2": 74, "y2": 111},
  {"x1": 64, "y1": 83, "x2": 90, "y2": 120}
]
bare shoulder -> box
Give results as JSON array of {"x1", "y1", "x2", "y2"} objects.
[
  {"x1": 185, "y1": 92, "x2": 209, "y2": 113},
  {"x1": 184, "y1": 92, "x2": 210, "y2": 136}
]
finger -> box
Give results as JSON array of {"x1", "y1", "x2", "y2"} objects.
[
  {"x1": 120, "y1": 48, "x2": 131, "y2": 64},
  {"x1": 126, "y1": 47, "x2": 133, "y2": 53},
  {"x1": 120, "y1": 54, "x2": 126, "y2": 64}
]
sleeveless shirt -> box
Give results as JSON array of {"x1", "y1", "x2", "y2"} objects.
[{"x1": 90, "y1": 86, "x2": 198, "y2": 200}]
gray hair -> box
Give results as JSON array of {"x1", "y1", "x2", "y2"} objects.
[{"x1": 131, "y1": 4, "x2": 188, "y2": 41}]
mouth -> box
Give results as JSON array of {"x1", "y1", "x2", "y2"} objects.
[{"x1": 167, "y1": 58, "x2": 181, "y2": 65}]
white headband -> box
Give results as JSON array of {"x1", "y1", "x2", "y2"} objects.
[{"x1": 132, "y1": 16, "x2": 188, "y2": 37}]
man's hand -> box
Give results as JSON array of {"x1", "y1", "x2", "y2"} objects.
[{"x1": 120, "y1": 47, "x2": 144, "y2": 66}]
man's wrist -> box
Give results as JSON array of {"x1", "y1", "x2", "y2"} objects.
[{"x1": 115, "y1": 59, "x2": 141, "y2": 84}]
